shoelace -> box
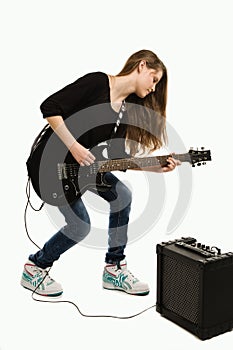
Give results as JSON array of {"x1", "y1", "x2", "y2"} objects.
[
  {"x1": 126, "y1": 270, "x2": 139, "y2": 283},
  {"x1": 115, "y1": 267, "x2": 139, "y2": 283},
  {"x1": 32, "y1": 266, "x2": 54, "y2": 283}
]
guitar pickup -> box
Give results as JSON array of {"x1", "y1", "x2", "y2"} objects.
[{"x1": 57, "y1": 163, "x2": 68, "y2": 180}]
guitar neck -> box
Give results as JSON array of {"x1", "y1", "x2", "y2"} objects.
[
  {"x1": 97, "y1": 153, "x2": 190, "y2": 172},
  {"x1": 58, "y1": 149, "x2": 211, "y2": 180}
]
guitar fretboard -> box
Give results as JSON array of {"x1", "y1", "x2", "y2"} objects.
[
  {"x1": 57, "y1": 153, "x2": 191, "y2": 180},
  {"x1": 97, "y1": 153, "x2": 190, "y2": 172}
]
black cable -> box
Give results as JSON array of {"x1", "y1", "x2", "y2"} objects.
[
  {"x1": 31, "y1": 290, "x2": 156, "y2": 319},
  {"x1": 24, "y1": 178, "x2": 156, "y2": 319},
  {"x1": 24, "y1": 177, "x2": 44, "y2": 249}
]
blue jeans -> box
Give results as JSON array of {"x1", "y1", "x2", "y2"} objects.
[{"x1": 29, "y1": 172, "x2": 132, "y2": 268}]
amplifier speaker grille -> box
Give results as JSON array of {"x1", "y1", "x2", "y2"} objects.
[{"x1": 162, "y1": 255, "x2": 200, "y2": 324}]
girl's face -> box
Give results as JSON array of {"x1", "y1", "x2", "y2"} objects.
[{"x1": 135, "y1": 61, "x2": 163, "y2": 98}]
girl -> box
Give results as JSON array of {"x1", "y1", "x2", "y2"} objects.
[{"x1": 21, "y1": 49, "x2": 180, "y2": 297}]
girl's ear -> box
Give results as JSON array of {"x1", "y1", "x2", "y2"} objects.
[{"x1": 138, "y1": 60, "x2": 146, "y2": 73}]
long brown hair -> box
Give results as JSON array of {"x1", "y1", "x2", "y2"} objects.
[{"x1": 117, "y1": 49, "x2": 168, "y2": 155}]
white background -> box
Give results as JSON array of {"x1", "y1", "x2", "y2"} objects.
[{"x1": 1, "y1": 0, "x2": 233, "y2": 349}]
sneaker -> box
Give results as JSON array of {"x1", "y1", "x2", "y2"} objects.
[
  {"x1": 20, "y1": 260, "x2": 63, "y2": 297},
  {"x1": 102, "y1": 259, "x2": 149, "y2": 296}
]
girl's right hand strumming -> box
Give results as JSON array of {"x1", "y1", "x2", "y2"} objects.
[{"x1": 70, "y1": 142, "x2": 96, "y2": 166}]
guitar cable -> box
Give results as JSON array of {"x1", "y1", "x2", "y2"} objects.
[{"x1": 24, "y1": 177, "x2": 156, "y2": 319}]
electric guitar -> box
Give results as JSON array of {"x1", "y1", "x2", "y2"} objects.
[{"x1": 27, "y1": 135, "x2": 211, "y2": 206}]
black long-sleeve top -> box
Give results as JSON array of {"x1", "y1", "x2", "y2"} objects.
[{"x1": 40, "y1": 72, "x2": 128, "y2": 159}]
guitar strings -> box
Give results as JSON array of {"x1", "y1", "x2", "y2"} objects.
[
  {"x1": 24, "y1": 177, "x2": 156, "y2": 319},
  {"x1": 61, "y1": 153, "x2": 192, "y2": 179}
]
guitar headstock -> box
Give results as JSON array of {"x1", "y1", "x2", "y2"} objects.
[{"x1": 188, "y1": 147, "x2": 212, "y2": 167}]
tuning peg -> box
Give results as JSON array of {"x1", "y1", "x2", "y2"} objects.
[
  {"x1": 201, "y1": 147, "x2": 205, "y2": 150},
  {"x1": 197, "y1": 163, "x2": 201, "y2": 166},
  {"x1": 192, "y1": 164, "x2": 195, "y2": 167},
  {"x1": 202, "y1": 162, "x2": 206, "y2": 165}
]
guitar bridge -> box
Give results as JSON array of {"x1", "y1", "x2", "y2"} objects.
[{"x1": 57, "y1": 163, "x2": 68, "y2": 180}]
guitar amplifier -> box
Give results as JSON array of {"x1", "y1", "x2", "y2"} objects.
[{"x1": 156, "y1": 237, "x2": 233, "y2": 340}]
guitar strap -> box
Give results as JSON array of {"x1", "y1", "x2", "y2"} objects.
[
  {"x1": 29, "y1": 123, "x2": 50, "y2": 156},
  {"x1": 107, "y1": 100, "x2": 126, "y2": 152}
]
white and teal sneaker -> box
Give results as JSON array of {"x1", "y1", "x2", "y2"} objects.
[
  {"x1": 103, "y1": 259, "x2": 149, "y2": 296},
  {"x1": 20, "y1": 260, "x2": 63, "y2": 297}
]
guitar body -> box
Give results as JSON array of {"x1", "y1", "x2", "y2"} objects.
[{"x1": 27, "y1": 132, "x2": 111, "y2": 206}]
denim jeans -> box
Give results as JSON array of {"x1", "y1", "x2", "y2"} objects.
[{"x1": 29, "y1": 172, "x2": 132, "y2": 268}]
